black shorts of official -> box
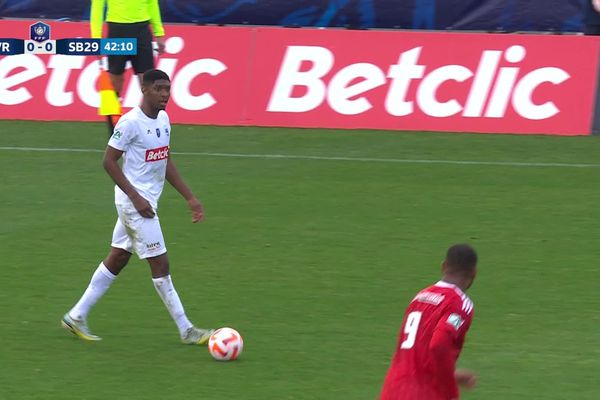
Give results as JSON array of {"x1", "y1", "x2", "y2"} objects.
[{"x1": 107, "y1": 21, "x2": 154, "y2": 75}]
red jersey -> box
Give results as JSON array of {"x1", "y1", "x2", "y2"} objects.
[{"x1": 380, "y1": 281, "x2": 474, "y2": 400}]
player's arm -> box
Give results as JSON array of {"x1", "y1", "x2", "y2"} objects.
[
  {"x1": 429, "y1": 309, "x2": 473, "y2": 398},
  {"x1": 148, "y1": 0, "x2": 166, "y2": 53},
  {"x1": 165, "y1": 157, "x2": 204, "y2": 223},
  {"x1": 103, "y1": 146, "x2": 155, "y2": 218},
  {"x1": 429, "y1": 321, "x2": 459, "y2": 398},
  {"x1": 90, "y1": 0, "x2": 106, "y2": 39}
]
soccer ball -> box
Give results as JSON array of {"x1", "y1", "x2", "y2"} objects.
[{"x1": 208, "y1": 327, "x2": 243, "y2": 361}]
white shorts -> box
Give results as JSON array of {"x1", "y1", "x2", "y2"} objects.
[{"x1": 111, "y1": 203, "x2": 167, "y2": 259}]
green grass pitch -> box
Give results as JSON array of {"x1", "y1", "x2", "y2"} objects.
[{"x1": 1, "y1": 120, "x2": 600, "y2": 399}]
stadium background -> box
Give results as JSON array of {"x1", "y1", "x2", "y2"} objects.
[{"x1": 0, "y1": 0, "x2": 588, "y2": 32}]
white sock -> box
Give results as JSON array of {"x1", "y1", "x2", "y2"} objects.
[
  {"x1": 69, "y1": 262, "x2": 116, "y2": 320},
  {"x1": 152, "y1": 275, "x2": 193, "y2": 336}
]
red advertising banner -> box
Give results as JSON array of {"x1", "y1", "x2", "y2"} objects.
[
  {"x1": 1, "y1": 20, "x2": 598, "y2": 135},
  {"x1": 252, "y1": 29, "x2": 600, "y2": 135},
  {"x1": 0, "y1": 20, "x2": 252, "y2": 125}
]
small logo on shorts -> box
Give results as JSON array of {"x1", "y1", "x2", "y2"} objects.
[{"x1": 146, "y1": 242, "x2": 161, "y2": 250}]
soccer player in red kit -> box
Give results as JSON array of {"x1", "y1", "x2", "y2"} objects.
[{"x1": 380, "y1": 244, "x2": 478, "y2": 400}]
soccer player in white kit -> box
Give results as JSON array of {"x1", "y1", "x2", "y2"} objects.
[{"x1": 62, "y1": 69, "x2": 214, "y2": 344}]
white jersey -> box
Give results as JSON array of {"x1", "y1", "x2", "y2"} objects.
[{"x1": 107, "y1": 107, "x2": 171, "y2": 209}]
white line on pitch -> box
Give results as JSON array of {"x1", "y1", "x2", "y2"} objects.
[{"x1": 0, "y1": 146, "x2": 599, "y2": 168}]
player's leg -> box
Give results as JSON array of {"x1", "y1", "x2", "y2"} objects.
[
  {"x1": 105, "y1": 54, "x2": 126, "y2": 137},
  {"x1": 108, "y1": 71, "x2": 125, "y2": 96},
  {"x1": 103, "y1": 246, "x2": 133, "y2": 275},
  {"x1": 147, "y1": 254, "x2": 214, "y2": 345},
  {"x1": 136, "y1": 216, "x2": 214, "y2": 344},
  {"x1": 130, "y1": 23, "x2": 155, "y2": 79},
  {"x1": 63, "y1": 247, "x2": 130, "y2": 325},
  {"x1": 147, "y1": 252, "x2": 193, "y2": 335},
  {"x1": 62, "y1": 219, "x2": 133, "y2": 340},
  {"x1": 106, "y1": 22, "x2": 131, "y2": 96}
]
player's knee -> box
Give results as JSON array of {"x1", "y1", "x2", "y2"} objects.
[
  {"x1": 104, "y1": 249, "x2": 131, "y2": 274},
  {"x1": 154, "y1": 262, "x2": 170, "y2": 277},
  {"x1": 148, "y1": 256, "x2": 170, "y2": 278}
]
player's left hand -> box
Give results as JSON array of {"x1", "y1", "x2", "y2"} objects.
[
  {"x1": 188, "y1": 197, "x2": 204, "y2": 223},
  {"x1": 455, "y1": 369, "x2": 477, "y2": 389}
]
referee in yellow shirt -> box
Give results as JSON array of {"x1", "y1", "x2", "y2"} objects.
[{"x1": 91, "y1": 0, "x2": 166, "y2": 95}]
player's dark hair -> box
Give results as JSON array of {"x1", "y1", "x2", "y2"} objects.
[
  {"x1": 142, "y1": 69, "x2": 170, "y2": 85},
  {"x1": 445, "y1": 244, "x2": 477, "y2": 275}
]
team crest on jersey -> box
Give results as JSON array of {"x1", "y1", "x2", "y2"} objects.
[
  {"x1": 111, "y1": 130, "x2": 122, "y2": 140},
  {"x1": 446, "y1": 313, "x2": 464, "y2": 331},
  {"x1": 146, "y1": 129, "x2": 151, "y2": 135},
  {"x1": 156, "y1": 128, "x2": 161, "y2": 137},
  {"x1": 165, "y1": 127, "x2": 169, "y2": 136}
]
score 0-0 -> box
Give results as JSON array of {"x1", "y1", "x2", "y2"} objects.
[{"x1": 24, "y1": 39, "x2": 56, "y2": 54}]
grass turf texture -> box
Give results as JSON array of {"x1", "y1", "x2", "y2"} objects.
[{"x1": 1, "y1": 120, "x2": 600, "y2": 399}]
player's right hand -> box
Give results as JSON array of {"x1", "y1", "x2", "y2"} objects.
[
  {"x1": 455, "y1": 369, "x2": 477, "y2": 389},
  {"x1": 188, "y1": 197, "x2": 204, "y2": 223},
  {"x1": 132, "y1": 195, "x2": 155, "y2": 218}
]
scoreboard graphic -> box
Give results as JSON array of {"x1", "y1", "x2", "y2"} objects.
[{"x1": 0, "y1": 21, "x2": 136, "y2": 56}]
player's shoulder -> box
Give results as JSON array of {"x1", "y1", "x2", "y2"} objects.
[
  {"x1": 157, "y1": 110, "x2": 170, "y2": 124},
  {"x1": 114, "y1": 108, "x2": 139, "y2": 129},
  {"x1": 121, "y1": 107, "x2": 140, "y2": 120}
]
